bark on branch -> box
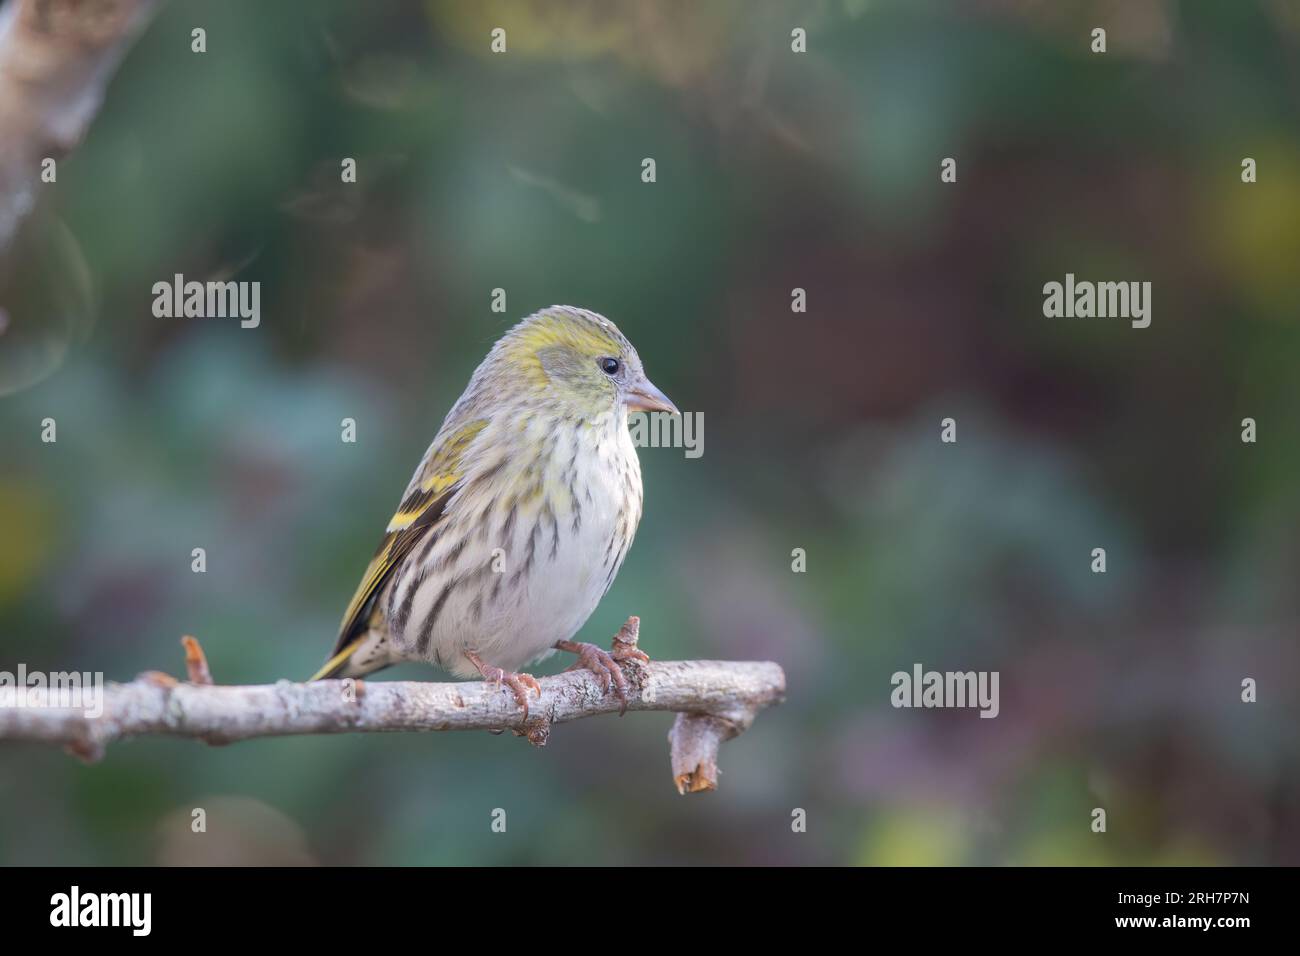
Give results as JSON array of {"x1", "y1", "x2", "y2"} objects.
[
  {"x1": 0, "y1": 654, "x2": 786, "y2": 794},
  {"x1": 0, "y1": 0, "x2": 161, "y2": 252}
]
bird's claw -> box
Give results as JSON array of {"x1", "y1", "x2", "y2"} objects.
[
  {"x1": 560, "y1": 641, "x2": 637, "y2": 715},
  {"x1": 468, "y1": 652, "x2": 541, "y2": 722},
  {"x1": 613, "y1": 643, "x2": 650, "y2": 664},
  {"x1": 491, "y1": 669, "x2": 541, "y2": 721}
]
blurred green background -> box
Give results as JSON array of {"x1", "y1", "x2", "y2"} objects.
[{"x1": 2, "y1": 0, "x2": 1298, "y2": 865}]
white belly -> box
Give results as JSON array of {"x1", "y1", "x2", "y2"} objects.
[{"x1": 383, "y1": 418, "x2": 642, "y2": 678}]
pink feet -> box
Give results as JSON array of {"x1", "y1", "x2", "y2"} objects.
[
  {"x1": 466, "y1": 650, "x2": 542, "y2": 721},
  {"x1": 556, "y1": 616, "x2": 651, "y2": 715}
]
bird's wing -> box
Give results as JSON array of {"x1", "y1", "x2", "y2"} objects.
[{"x1": 314, "y1": 418, "x2": 489, "y2": 677}]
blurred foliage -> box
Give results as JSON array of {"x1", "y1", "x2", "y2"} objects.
[{"x1": 1, "y1": 0, "x2": 1298, "y2": 865}]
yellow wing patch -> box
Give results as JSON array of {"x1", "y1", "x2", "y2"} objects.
[
  {"x1": 418, "y1": 420, "x2": 486, "y2": 496},
  {"x1": 324, "y1": 419, "x2": 488, "y2": 664}
]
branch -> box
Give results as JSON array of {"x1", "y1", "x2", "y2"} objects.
[
  {"x1": 0, "y1": 636, "x2": 786, "y2": 794},
  {"x1": 0, "y1": 0, "x2": 162, "y2": 252}
]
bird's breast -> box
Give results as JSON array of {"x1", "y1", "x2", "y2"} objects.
[{"x1": 384, "y1": 416, "x2": 644, "y2": 675}]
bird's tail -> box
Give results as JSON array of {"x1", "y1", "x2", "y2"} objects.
[{"x1": 308, "y1": 641, "x2": 363, "y2": 681}]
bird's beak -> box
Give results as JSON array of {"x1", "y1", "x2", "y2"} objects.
[{"x1": 625, "y1": 375, "x2": 679, "y2": 415}]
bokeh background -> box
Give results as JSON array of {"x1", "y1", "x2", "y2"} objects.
[{"x1": 2, "y1": 0, "x2": 1298, "y2": 865}]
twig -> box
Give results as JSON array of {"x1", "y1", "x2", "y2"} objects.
[
  {"x1": 181, "y1": 634, "x2": 212, "y2": 685},
  {"x1": 0, "y1": 637, "x2": 786, "y2": 793},
  {"x1": 0, "y1": 0, "x2": 162, "y2": 252}
]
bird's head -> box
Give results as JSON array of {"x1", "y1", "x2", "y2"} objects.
[{"x1": 495, "y1": 306, "x2": 678, "y2": 421}]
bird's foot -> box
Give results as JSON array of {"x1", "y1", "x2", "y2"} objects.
[
  {"x1": 466, "y1": 651, "x2": 541, "y2": 721},
  {"x1": 557, "y1": 620, "x2": 649, "y2": 715}
]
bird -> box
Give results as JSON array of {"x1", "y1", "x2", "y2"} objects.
[{"x1": 310, "y1": 305, "x2": 678, "y2": 719}]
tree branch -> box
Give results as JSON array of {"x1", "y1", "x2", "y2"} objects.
[
  {"x1": 0, "y1": 649, "x2": 786, "y2": 794},
  {"x1": 0, "y1": 0, "x2": 162, "y2": 252}
]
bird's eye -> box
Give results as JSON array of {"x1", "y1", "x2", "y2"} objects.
[{"x1": 600, "y1": 357, "x2": 620, "y2": 375}]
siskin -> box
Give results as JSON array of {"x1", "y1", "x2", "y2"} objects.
[{"x1": 311, "y1": 306, "x2": 678, "y2": 716}]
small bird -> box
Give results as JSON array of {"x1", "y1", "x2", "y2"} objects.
[{"x1": 311, "y1": 306, "x2": 678, "y2": 717}]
